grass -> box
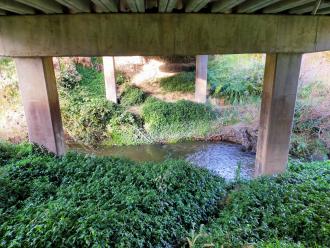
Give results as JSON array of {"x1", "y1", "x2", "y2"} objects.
[
  {"x1": 208, "y1": 55, "x2": 265, "y2": 104},
  {"x1": 0, "y1": 142, "x2": 329, "y2": 247},
  {"x1": 159, "y1": 71, "x2": 195, "y2": 93}
]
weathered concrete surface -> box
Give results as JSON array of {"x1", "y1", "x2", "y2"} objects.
[
  {"x1": 15, "y1": 57, "x2": 65, "y2": 155},
  {"x1": 255, "y1": 53, "x2": 302, "y2": 176},
  {"x1": 103, "y1": 56, "x2": 117, "y2": 103},
  {"x1": 195, "y1": 55, "x2": 208, "y2": 103},
  {"x1": 0, "y1": 14, "x2": 329, "y2": 56}
]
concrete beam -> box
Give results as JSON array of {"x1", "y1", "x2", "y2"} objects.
[
  {"x1": 263, "y1": 0, "x2": 314, "y2": 13},
  {"x1": 195, "y1": 55, "x2": 208, "y2": 103},
  {"x1": 15, "y1": 57, "x2": 65, "y2": 155},
  {"x1": 15, "y1": 0, "x2": 64, "y2": 14},
  {"x1": 0, "y1": 14, "x2": 329, "y2": 57},
  {"x1": 0, "y1": 0, "x2": 35, "y2": 14},
  {"x1": 92, "y1": 0, "x2": 118, "y2": 12},
  {"x1": 212, "y1": 0, "x2": 246, "y2": 13},
  {"x1": 237, "y1": 0, "x2": 280, "y2": 13},
  {"x1": 255, "y1": 53, "x2": 302, "y2": 176},
  {"x1": 103, "y1": 56, "x2": 117, "y2": 103},
  {"x1": 55, "y1": 0, "x2": 90, "y2": 12}
]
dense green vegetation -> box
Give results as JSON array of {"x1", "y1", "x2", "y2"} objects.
[
  {"x1": 57, "y1": 60, "x2": 220, "y2": 146},
  {"x1": 142, "y1": 98, "x2": 218, "y2": 142},
  {"x1": 0, "y1": 142, "x2": 226, "y2": 247},
  {"x1": 0, "y1": 142, "x2": 329, "y2": 247},
  {"x1": 159, "y1": 71, "x2": 195, "y2": 93},
  {"x1": 119, "y1": 85, "x2": 148, "y2": 106},
  {"x1": 197, "y1": 161, "x2": 330, "y2": 247},
  {"x1": 208, "y1": 55, "x2": 264, "y2": 104},
  {"x1": 1, "y1": 55, "x2": 330, "y2": 159}
]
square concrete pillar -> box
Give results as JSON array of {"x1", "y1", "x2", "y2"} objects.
[
  {"x1": 255, "y1": 53, "x2": 302, "y2": 176},
  {"x1": 103, "y1": 56, "x2": 117, "y2": 103},
  {"x1": 195, "y1": 55, "x2": 208, "y2": 103},
  {"x1": 15, "y1": 57, "x2": 65, "y2": 155}
]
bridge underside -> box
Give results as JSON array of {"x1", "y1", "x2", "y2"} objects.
[{"x1": 1, "y1": 12, "x2": 329, "y2": 176}]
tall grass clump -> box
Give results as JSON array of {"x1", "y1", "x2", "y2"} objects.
[
  {"x1": 0, "y1": 142, "x2": 226, "y2": 247},
  {"x1": 208, "y1": 55, "x2": 265, "y2": 104}
]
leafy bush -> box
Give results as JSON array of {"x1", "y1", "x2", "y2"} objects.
[
  {"x1": 58, "y1": 63, "x2": 81, "y2": 89},
  {"x1": 105, "y1": 110, "x2": 150, "y2": 146},
  {"x1": 142, "y1": 98, "x2": 217, "y2": 130},
  {"x1": 197, "y1": 161, "x2": 330, "y2": 247},
  {"x1": 159, "y1": 72, "x2": 195, "y2": 93},
  {"x1": 75, "y1": 64, "x2": 105, "y2": 97},
  {"x1": 208, "y1": 55, "x2": 264, "y2": 103},
  {"x1": 116, "y1": 72, "x2": 129, "y2": 85},
  {"x1": 0, "y1": 143, "x2": 226, "y2": 247},
  {"x1": 291, "y1": 100, "x2": 329, "y2": 160},
  {"x1": 120, "y1": 85, "x2": 148, "y2": 106},
  {"x1": 61, "y1": 96, "x2": 121, "y2": 145}
]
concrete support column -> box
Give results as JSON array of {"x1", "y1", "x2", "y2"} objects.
[
  {"x1": 15, "y1": 57, "x2": 65, "y2": 155},
  {"x1": 195, "y1": 55, "x2": 208, "y2": 103},
  {"x1": 103, "y1": 56, "x2": 117, "y2": 103},
  {"x1": 255, "y1": 53, "x2": 302, "y2": 176}
]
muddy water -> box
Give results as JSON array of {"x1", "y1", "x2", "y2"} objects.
[{"x1": 69, "y1": 141, "x2": 256, "y2": 180}]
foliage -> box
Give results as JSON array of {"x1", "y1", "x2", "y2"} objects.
[
  {"x1": 120, "y1": 85, "x2": 148, "y2": 106},
  {"x1": 58, "y1": 62, "x2": 81, "y2": 89},
  {"x1": 208, "y1": 55, "x2": 264, "y2": 104},
  {"x1": 195, "y1": 161, "x2": 330, "y2": 247},
  {"x1": 0, "y1": 142, "x2": 226, "y2": 248},
  {"x1": 0, "y1": 57, "x2": 17, "y2": 88},
  {"x1": 141, "y1": 98, "x2": 218, "y2": 142},
  {"x1": 59, "y1": 65, "x2": 143, "y2": 146},
  {"x1": 159, "y1": 72, "x2": 195, "y2": 93},
  {"x1": 142, "y1": 98, "x2": 217, "y2": 130},
  {"x1": 105, "y1": 110, "x2": 150, "y2": 146},
  {"x1": 116, "y1": 72, "x2": 129, "y2": 85},
  {"x1": 62, "y1": 96, "x2": 121, "y2": 145},
  {"x1": 75, "y1": 64, "x2": 105, "y2": 97},
  {"x1": 291, "y1": 97, "x2": 329, "y2": 160}
]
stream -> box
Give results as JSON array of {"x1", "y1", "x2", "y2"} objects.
[{"x1": 69, "y1": 141, "x2": 256, "y2": 180}]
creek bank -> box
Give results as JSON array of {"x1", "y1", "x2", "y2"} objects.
[{"x1": 206, "y1": 123, "x2": 258, "y2": 153}]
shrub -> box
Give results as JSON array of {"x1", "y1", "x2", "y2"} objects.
[
  {"x1": 116, "y1": 72, "x2": 129, "y2": 85},
  {"x1": 159, "y1": 72, "x2": 195, "y2": 93},
  {"x1": 62, "y1": 97, "x2": 120, "y2": 145},
  {"x1": 142, "y1": 98, "x2": 217, "y2": 130},
  {"x1": 120, "y1": 85, "x2": 147, "y2": 106},
  {"x1": 0, "y1": 143, "x2": 226, "y2": 247},
  {"x1": 58, "y1": 63, "x2": 81, "y2": 89},
  {"x1": 105, "y1": 110, "x2": 151, "y2": 146},
  {"x1": 208, "y1": 55, "x2": 264, "y2": 103},
  {"x1": 197, "y1": 161, "x2": 330, "y2": 247}
]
